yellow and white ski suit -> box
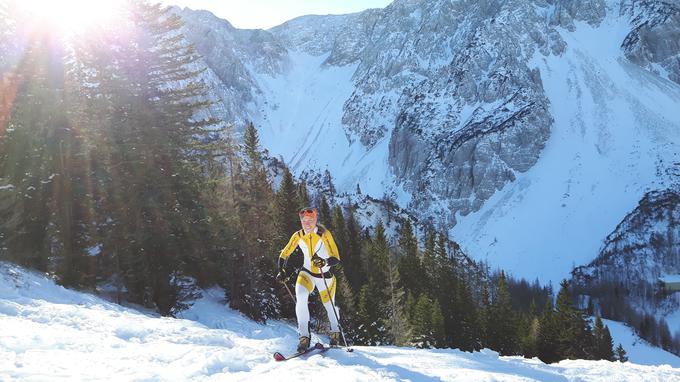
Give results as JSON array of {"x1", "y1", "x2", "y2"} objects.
[{"x1": 279, "y1": 225, "x2": 341, "y2": 337}]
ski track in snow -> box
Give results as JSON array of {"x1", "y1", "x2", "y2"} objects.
[{"x1": 1, "y1": 262, "x2": 679, "y2": 381}]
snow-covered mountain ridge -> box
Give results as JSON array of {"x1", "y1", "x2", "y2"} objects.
[
  {"x1": 175, "y1": 0, "x2": 680, "y2": 288},
  {"x1": 572, "y1": 188, "x2": 680, "y2": 333},
  {"x1": 2, "y1": 261, "x2": 680, "y2": 381}
]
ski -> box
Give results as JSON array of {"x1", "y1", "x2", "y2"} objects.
[
  {"x1": 273, "y1": 342, "x2": 328, "y2": 361},
  {"x1": 326, "y1": 345, "x2": 354, "y2": 353}
]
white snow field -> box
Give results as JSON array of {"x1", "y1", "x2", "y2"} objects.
[{"x1": 1, "y1": 262, "x2": 680, "y2": 381}]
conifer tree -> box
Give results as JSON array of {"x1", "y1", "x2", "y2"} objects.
[
  {"x1": 410, "y1": 294, "x2": 436, "y2": 348},
  {"x1": 331, "y1": 205, "x2": 348, "y2": 264},
  {"x1": 431, "y1": 299, "x2": 446, "y2": 348},
  {"x1": 486, "y1": 272, "x2": 518, "y2": 355},
  {"x1": 319, "y1": 195, "x2": 332, "y2": 229},
  {"x1": 385, "y1": 253, "x2": 410, "y2": 345},
  {"x1": 593, "y1": 316, "x2": 615, "y2": 361},
  {"x1": 356, "y1": 284, "x2": 387, "y2": 345},
  {"x1": 615, "y1": 343, "x2": 628, "y2": 362},
  {"x1": 231, "y1": 121, "x2": 276, "y2": 321},
  {"x1": 355, "y1": 220, "x2": 390, "y2": 345},
  {"x1": 334, "y1": 268, "x2": 358, "y2": 342},
  {"x1": 344, "y1": 204, "x2": 365, "y2": 290},
  {"x1": 271, "y1": 165, "x2": 300, "y2": 317},
  {"x1": 537, "y1": 296, "x2": 560, "y2": 363},
  {"x1": 0, "y1": 37, "x2": 58, "y2": 272},
  {"x1": 422, "y1": 229, "x2": 437, "y2": 292},
  {"x1": 522, "y1": 315, "x2": 540, "y2": 358},
  {"x1": 363, "y1": 220, "x2": 389, "y2": 291},
  {"x1": 297, "y1": 181, "x2": 310, "y2": 208},
  {"x1": 273, "y1": 166, "x2": 299, "y2": 249},
  {"x1": 554, "y1": 280, "x2": 593, "y2": 360},
  {"x1": 397, "y1": 219, "x2": 422, "y2": 297}
]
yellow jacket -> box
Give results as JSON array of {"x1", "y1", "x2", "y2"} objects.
[{"x1": 279, "y1": 225, "x2": 340, "y2": 274}]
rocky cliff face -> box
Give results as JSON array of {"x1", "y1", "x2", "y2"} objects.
[
  {"x1": 620, "y1": 0, "x2": 680, "y2": 85},
  {"x1": 176, "y1": 0, "x2": 680, "y2": 232},
  {"x1": 175, "y1": 8, "x2": 289, "y2": 129}
]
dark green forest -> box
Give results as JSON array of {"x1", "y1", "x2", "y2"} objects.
[{"x1": 0, "y1": 0, "x2": 625, "y2": 363}]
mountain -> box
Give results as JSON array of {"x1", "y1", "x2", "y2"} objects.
[
  {"x1": 1, "y1": 261, "x2": 679, "y2": 380},
  {"x1": 572, "y1": 188, "x2": 680, "y2": 336},
  {"x1": 174, "y1": 0, "x2": 680, "y2": 287}
]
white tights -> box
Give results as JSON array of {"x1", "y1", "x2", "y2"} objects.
[{"x1": 295, "y1": 270, "x2": 340, "y2": 337}]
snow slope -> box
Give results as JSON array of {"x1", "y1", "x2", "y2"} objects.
[
  {"x1": 451, "y1": 10, "x2": 680, "y2": 285},
  {"x1": 252, "y1": 51, "x2": 402, "y2": 198},
  {"x1": 1, "y1": 262, "x2": 680, "y2": 381}
]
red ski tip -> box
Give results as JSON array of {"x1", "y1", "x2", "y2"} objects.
[{"x1": 273, "y1": 352, "x2": 286, "y2": 361}]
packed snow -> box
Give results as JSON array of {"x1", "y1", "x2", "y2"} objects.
[{"x1": 1, "y1": 262, "x2": 680, "y2": 381}]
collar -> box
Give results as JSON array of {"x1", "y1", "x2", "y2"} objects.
[{"x1": 302, "y1": 226, "x2": 318, "y2": 236}]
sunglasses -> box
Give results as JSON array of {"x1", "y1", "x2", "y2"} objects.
[{"x1": 299, "y1": 208, "x2": 317, "y2": 218}]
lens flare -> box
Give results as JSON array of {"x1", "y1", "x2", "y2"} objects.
[{"x1": 13, "y1": 0, "x2": 123, "y2": 35}]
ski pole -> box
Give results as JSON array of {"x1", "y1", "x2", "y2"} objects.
[
  {"x1": 319, "y1": 266, "x2": 352, "y2": 351},
  {"x1": 282, "y1": 281, "x2": 295, "y2": 302}
]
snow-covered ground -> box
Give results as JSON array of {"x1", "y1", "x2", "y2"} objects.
[
  {"x1": 451, "y1": 8, "x2": 680, "y2": 286},
  {"x1": 1, "y1": 262, "x2": 680, "y2": 381}
]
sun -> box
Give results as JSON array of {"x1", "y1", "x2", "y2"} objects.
[{"x1": 14, "y1": 0, "x2": 124, "y2": 35}]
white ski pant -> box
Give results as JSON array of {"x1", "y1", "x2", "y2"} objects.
[{"x1": 295, "y1": 269, "x2": 339, "y2": 337}]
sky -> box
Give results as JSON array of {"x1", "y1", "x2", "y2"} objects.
[{"x1": 160, "y1": 0, "x2": 394, "y2": 30}]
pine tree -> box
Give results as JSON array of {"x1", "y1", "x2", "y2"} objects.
[
  {"x1": 615, "y1": 343, "x2": 628, "y2": 362},
  {"x1": 0, "y1": 37, "x2": 59, "y2": 272},
  {"x1": 486, "y1": 272, "x2": 518, "y2": 355},
  {"x1": 319, "y1": 195, "x2": 332, "y2": 229},
  {"x1": 355, "y1": 220, "x2": 391, "y2": 345},
  {"x1": 363, "y1": 220, "x2": 389, "y2": 291},
  {"x1": 297, "y1": 181, "x2": 310, "y2": 208},
  {"x1": 331, "y1": 205, "x2": 348, "y2": 265},
  {"x1": 537, "y1": 296, "x2": 560, "y2": 364},
  {"x1": 593, "y1": 316, "x2": 615, "y2": 361},
  {"x1": 356, "y1": 284, "x2": 387, "y2": 345},
  {"x1": 344, "y1": 204, "x2": 366, "y2": 291},
  {"x1": 554, "y1": 280, "x2": 594, "y2": 360},
  {"x1": 431, "y1": 299, "x2": 446, "y2": 348},
  {"x1": 271, "y1": 165, "x2": 300, "y2": 318},
  {"x1": 231, "y1": 121, "x2": 276, "y2": 321},
  {"x1": 273, "y1": 166, "x2": 299, "y2": 250},
  {"x1": 334, "y1": 268, "x2": 358, "y2": 343},
  {"x1": 385, "y1": 253, "x2": 410, "y2": 346},
  {"x1": 397, "y1": 219, "x2": 422, "y2": 297},
  {"x1": 410, "y1": 294, "x2": 435, "y2": 348},
  {"x1": 522, "y1": 315, "x2": 540, "y2": 358},
  {"x1": 422, "y1": 229, "x2": 437, "y2": 292}
]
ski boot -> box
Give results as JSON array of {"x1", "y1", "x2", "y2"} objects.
[
  {"x1": 329, "y1": 332, "x2": 341, "y2": 346},
  {"x1": 297, "y1": 336, "x2": 311, "y2": 352}
]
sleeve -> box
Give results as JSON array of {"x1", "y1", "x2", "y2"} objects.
[
  {"x1": 279, "y1": 231, "x2": 301, "y2": 260},
  {"x1": 322, "y1": 229, "x2": 341, "y2": 265}
]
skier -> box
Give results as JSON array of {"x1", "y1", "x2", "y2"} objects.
[{"x1": 276, "y1": 207, "x2": 342, "y2": 352}]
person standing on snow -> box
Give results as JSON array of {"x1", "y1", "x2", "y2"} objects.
[{"x1": 276, "y1": 207, "x2": 342, "y2": 352}]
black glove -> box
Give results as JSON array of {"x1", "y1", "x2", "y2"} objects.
[
  {"x1": 312, "y1": 254, "x2": 326, "y2": 268},
  {"x1": 276, "y1": 257, "x2": 289, "y2": 282}
]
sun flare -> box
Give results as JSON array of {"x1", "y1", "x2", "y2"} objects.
[{"x1": 14, "y1": 0, "x2": 123, "y2": 34}]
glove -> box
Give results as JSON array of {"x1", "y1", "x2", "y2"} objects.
[{"x1": 312, "y1": 255, "x2": 326, "y2": 268}]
